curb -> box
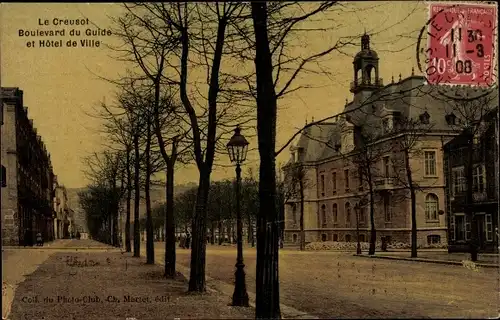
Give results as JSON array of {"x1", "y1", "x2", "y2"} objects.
[
  {"x1": 155, "y1": 259, "x2": 318, "y2": 319},
  {"x1": 2, "y1": 247, "x2": 120, "y2": 251},
  {"x1": 353, "y1": 254, "x2": 499, "y2": 268}
]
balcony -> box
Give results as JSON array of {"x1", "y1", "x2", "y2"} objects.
[
  {"x1": 350, "y1": 78, "x2": 383, "y2": 92},
  {"x1": 374, "y1": 177, "x2": 395, "y2": 191}
]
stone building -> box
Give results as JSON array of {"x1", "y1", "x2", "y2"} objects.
[
  {"x1": 444, "y1": 107, "x2": 499, "y2": 253},
  {"x1": 53, "y1": 177, "x2": 71, "y2": 239},
  {"x1": 1, "y1": 87, "x2": 56, "y2": 246},
  {"x1": 282, "y1": 34, "x2": 492, "y2": 247}
]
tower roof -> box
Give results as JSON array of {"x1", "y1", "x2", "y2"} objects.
[{"x1": 354, "y1": 33, "x2": 378, "y2": 61}]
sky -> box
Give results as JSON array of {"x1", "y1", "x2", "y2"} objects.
[{"x1": 1, "y1": 2, "x2": 430, "y2": 188}]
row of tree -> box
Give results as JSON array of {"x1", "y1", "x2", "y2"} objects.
[
  {"x1": 135, "y1": 174, "x2": 286, "y2": 246},
  {"x1": 78, "y1": 2, "x2": 497, "y2": 319}
]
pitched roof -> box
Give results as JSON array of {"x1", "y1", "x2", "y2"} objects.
[{"x1": 289, "y1": 75, "x2": 498, "y2": 163}]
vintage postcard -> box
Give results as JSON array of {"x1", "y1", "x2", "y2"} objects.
[{"x1": 1, "y1": 2, "x2": 498, "y2": 320}]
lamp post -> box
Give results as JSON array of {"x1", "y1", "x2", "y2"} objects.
[
  {"x1": 355, "y1": 203, "x2": 362, "y2": 255},
  {"x1": 226, "y1": 125, "x2": 250, "y2": 307}
]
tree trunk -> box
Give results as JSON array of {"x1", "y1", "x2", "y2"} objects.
[
  {"x1": 210, "y1": 222, "x2": 215, "y2": 245},
  {"x1": 405, "y1": 149, "x2": 418, "y2": 258},
  {"x1": 465, "y1": 132, "x2": 478, "y2": 261},
  {"x1": 299, "y1": 177, "x2": 305, "y2": 251},
  {"x1": 188, "y1": 169, "x2": 211, "y2": 292},
  {"x1": 252, "y1": 2, "x2": 281, "y2": 318},
  {"x1": 113, "y1": 203, "x2": 119, "y2": 247},
  {"x1": 218, "y1": 221, "x2": 222, "y2": 245},
  {"x1": 125, "y1": 148, "x2": 132, "y2": 252},
  {"x1": 367, "y1": 166, "x2": 377, "y2": 255},
  {"x1": 133, "y1": 133, "x2": 141, "y2": 257},
  {"x1": 227, "y1": 221, "x2": 232, "y2": 243},
  {"x1": 247, "y1": 215, "x2": 252, "y2": 244},
  {"x1": 165, "y1": 160, "x2": 176, "y2": 278},
  {"x1": 145, "y1": 119, "x2": 154, "y2": 264}
]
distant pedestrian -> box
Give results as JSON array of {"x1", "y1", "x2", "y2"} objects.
[
  {"x1": 36, "y1": 233, "x2": 43, "y2": 246},
  {"x1": 179, "y1": 236, "x2": 186, "y2": 248}
]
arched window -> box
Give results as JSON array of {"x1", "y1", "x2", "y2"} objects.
[
  {"x1": 321, "y1": 234, "x2": 327, "y2": 242},
  {"x1": 425, "y1": 194, "x2": 439, "y2": 221},
  {"x1": 365, "y1": 65, "x2": 375, "y2": 84},
  {"x1": 291, "y1": 204, "x2": 297, "y2": 225},
  {"x1": 345, "y1": 234, "x2": 352, "y2": 242},
  {"x1": 332, "y1": 203, "x2": 338, "y2": 223},
  {"x1": 345, "y1": 202, "x2": 351, "y2": 225},
  {"x1": 293, "y1": 234, "x2": 298, "y2": 243},
  {"x1": 321, "y1": 204, "x2": 327, "y2": 227},
  {"x1": 360, "y1": 206, "x2": 366, "y2": 224}
]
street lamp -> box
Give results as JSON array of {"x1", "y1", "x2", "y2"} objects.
[
  {"x1": 226, "y1": 125, "x2": 250, "y2": 307},
  {"x1": 355, "y1": 203, "x2": 362, "y2": 255}
]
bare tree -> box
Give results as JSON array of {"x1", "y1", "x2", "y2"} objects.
[
  {"x1": 109, "y1": 2, "x2": 257, "y2": 291},
  {"x1": 249, "y1": 2, "x2": 421, "y2": 317},
  {"x1": 388, "y1": 115, "x2": 434, "y2": 258},
  {"x1": 83, "y1": 150, "x2": 126, "y2": 246},
  {"x1": 283, "y1": 162, "x2": 309, "y2": 250}
]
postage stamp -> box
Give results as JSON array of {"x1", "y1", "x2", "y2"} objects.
[{"x1": 417, "y1": 2, "x2": 498, "y2": 87}]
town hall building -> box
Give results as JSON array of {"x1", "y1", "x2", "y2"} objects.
[{"x1": 282, "y1": 34, "x2": 498, "y2": 248}]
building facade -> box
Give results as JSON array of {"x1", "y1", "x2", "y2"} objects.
[
  {"x1": 1, "y1": 87, "x2": 56, "y2": 246},
  {"x1": 53, "y1": 178, "x2": 71, "y2": 239},
  {"x1": 444, "y1": 108, "x2": 499, "y2": 253},
  {"x1": 282, "y1": 34, "x2": 493, "y2": 247}
]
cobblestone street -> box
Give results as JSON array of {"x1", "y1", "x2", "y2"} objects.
[{"x1": 150, "y1": 243, "x2": 499, "y2": 319}]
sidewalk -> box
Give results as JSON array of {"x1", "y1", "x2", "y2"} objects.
[
  {"x1": 6, "y1": 244, "x2": 254, "y2": 320},
  {"x1": 142, "y1": 243, "x2": 317, "y2": 319},
  {"x1": 355, "y1": 251, "x2": 499, "y2": 268},
  {"x1": 2, "y1": 239, "x2": 118, "y2": 250}
]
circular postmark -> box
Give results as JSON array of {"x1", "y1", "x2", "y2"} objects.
[{"x1": 416, "y1": 2, "x2": 498, "y2": 100}]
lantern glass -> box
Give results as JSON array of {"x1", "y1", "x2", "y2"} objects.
[{"x1": 226, "y1": 126, "x2": 249, "y2": 164}]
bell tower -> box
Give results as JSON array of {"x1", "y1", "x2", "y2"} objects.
[{"x1": 350, "y1": 34, "x2": 382, "y2": 94}]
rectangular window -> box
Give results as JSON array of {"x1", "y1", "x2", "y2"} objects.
[
  {"x1": 332, "y1": 172, "x2": 337, "y2": 193},
  {"x1": 473, "y1": 165, "x2": 485, "y2": 193},
  {"x1": 424, "y1": 151, "x2": 437, "y2": 176},
  {"x1": 465, "y1": 215, "x2": 471, "y2": 240},
  {"x1": 344, "y1": 169, "x2": 350, "y2": 190},
  {"x1": 320, "y1": 174, "x2": 325, "y2": 196},
  {"x1": 455, "y1": 215, "x2": 465, "y2": 241},
  {"x1": 332, "y1": 204, "x2": 338, "y2": 223},
  {"x1": 452, "y1": 168, "x2": 466, "y2": 196},
  {"x1": 384, "y1": 194, "x2": 391, "y2": 222},
  {"x1": 383, "y1": 156, "x2": 390, "y2": 178},
  {"x1": 486, "y1": 213, "x2": 493, "y2": 241}
]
